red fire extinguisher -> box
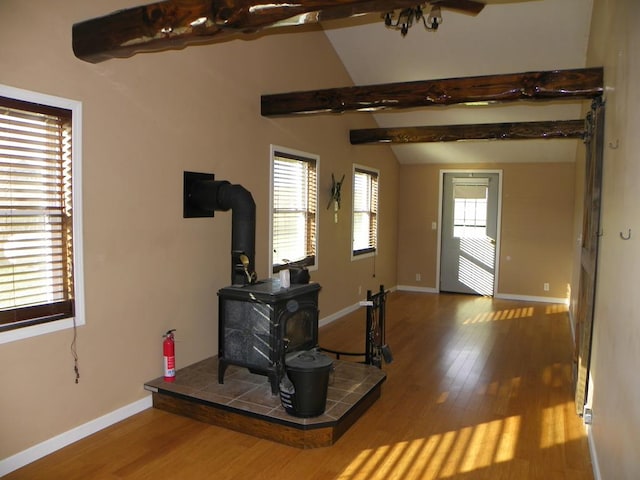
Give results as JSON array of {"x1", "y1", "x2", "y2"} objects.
[{"x1": 163, "y1": 329, "x2": 176, "y2": 382}]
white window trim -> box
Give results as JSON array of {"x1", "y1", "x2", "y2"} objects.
[
  {"x1": 0, "y1": 84, "x2": 85, "y2": 345},
  {"x1": 351, "y1": 163, "x2": 379, "y2": 262},
  {"x1": 269, "y1": 144, "x2": 319, "y2": 275}
]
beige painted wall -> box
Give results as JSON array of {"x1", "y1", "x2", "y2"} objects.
[
  {"x1": 397, "y1": 162, "x2": 577, "y2": 300},
  {"x1": 581, "y1": 1, "x2": 640, "y2": 478},
  {"x1": 0, "y1": 0, "x2": 398, "y2": 459}
]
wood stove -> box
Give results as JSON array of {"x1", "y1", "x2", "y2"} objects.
[{"x1": 217, "y1": 279, "x2": 321, "y2": 394}]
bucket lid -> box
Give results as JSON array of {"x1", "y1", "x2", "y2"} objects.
[{"x1": 285, "y1": 350, "x2": 333, "y2": 370}]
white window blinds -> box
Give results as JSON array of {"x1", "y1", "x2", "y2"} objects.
[
  {"x1": 0, "y1": 96, "x2": 75, "y2": 330},
  {"x1": 353, "y1": 167, "x2": 378, "y2": 256},
  {"x1": 272, "y1": 150, "x2": 317, "y2": 270}
]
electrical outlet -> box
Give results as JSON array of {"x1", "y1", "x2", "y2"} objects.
[
  {"x1": 358, "y1": 285, "x2": 362, "y2": 295},
  {"x1": 583, "y1": 407, "x2": 593, "y2": 425},
  {"x1": 543, "y1": 283, "x2": 550, "y2": 291},
  {"x1": 416, "y1": 273, "x2": 421, "y2": 281}
]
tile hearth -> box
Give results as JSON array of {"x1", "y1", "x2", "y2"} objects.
[{"x1": 144, "y1": 355, "x2": 386, "y2": 448}]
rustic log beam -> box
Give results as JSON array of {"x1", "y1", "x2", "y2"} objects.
[
  {"x1": 72, "y1": 0, "x2": 450, "y2": 63},
  {"x1": 349, "y1": 119, "x2": 586, "y2": 144},
  {"x1": 261, "y1": 67, "x2": 603, "y2": 116}
]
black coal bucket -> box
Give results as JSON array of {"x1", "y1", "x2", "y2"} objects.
[{"x1": 279, "y1": 350, "x2": 333, "y2": 418}]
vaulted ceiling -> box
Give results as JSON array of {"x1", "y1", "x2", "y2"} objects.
[
  {"x1": 71, "y1": 0, "x2": 595, "y2": 166},
  {"x1": 320, "y1": 0, "x2": 594, "y2": 164}
]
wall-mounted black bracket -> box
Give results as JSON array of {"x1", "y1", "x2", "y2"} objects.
[{"x1": 183, "y1": 171, "x2": 215, "y2": 218}]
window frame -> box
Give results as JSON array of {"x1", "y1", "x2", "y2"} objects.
[
  {"x1": 269, "y1": 145, "x2": 319, "y2": 274},
  {"x1": 351, "y1": 164, "x2": 379, "y2": 259},
  {"x1": 0, "y1": 84, "x2": 84, "y2": 344}
]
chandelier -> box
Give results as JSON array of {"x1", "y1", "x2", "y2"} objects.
[{"x1": 383, "y1": 4, "x2": 443, "y2": 37}]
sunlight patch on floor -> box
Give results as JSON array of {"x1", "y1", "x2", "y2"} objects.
[
  {"x1": 545, "y1": 303, "x2": 569, "y2": 314},
  {"x1": 540, "y1": 401, "x2": 586, "y2": 449},
  {"x1": 337, "y1": 415, "x2": 522, "y2": 480},
  {"x1": 463, "y1": 307, "x2": 534, "y2": 324}
]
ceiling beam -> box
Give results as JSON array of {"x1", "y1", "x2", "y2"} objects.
[
  {"x1": 261, "y1": 68, "x2": 603, "y2": 116},
  {"x1": 349, "y1": 120, "x2": 586, "y2": 144},
  {"x1": 72, "y1": 0, "x2": 450, "y2": 63}
]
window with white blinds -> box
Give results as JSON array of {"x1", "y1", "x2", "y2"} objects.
[
  {"x1": 271, "y1": 147, "x2": 317, "y2": 271},
  {"x1": 0, "y1": 95, "x2": 76, "y2": 331},
  {"x1": 352, "y1": 166, "x2": 378, "y2": 256}
]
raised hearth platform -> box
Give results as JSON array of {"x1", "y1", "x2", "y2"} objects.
[{"x1": 144, "y1": 356, "x2": 386, "y2": 448}]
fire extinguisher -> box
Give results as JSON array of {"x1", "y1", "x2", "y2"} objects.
[{"x1": 163, "y1": 329, "x2": 176, "y2": 382}]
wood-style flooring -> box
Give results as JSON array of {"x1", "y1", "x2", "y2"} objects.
[{"x1": 5, "y1": 291, "x2": 594, "y2": 479}]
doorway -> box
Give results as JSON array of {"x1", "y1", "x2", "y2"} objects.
[{"x1": 439, "y1": 171, "x2": 501, "y2": 296}]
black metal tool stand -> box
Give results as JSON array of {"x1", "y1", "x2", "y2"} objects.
[{"x1": 321, "y1": 285, "x2": 391, "y2": 368}]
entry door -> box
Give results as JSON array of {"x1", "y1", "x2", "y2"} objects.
[{"x1": 440, "y1": 172, "x2": 500, "y2": 295}]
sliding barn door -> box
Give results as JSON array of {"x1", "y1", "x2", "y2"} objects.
[{"x1": 574, "y1": 98, "x2": 605, "y2": 416}]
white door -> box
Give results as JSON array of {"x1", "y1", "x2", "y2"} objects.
[{"x1": 440, "y1": 172, "x2": 500, "y2": 295}]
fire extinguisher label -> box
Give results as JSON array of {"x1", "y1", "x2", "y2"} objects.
[{"x1": 164, "y1": 356, "x2": 175, "y2": 377}]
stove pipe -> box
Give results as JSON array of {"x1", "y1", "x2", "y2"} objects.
[{"x1": 188, "y1": 176, "x2": 256, "y2": 286}]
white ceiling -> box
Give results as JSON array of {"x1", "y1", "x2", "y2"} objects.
[{"x1": 321, "y1": 0, "x2": 594, "y2": 164}]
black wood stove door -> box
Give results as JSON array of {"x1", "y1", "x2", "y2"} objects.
[{"x1": 217, "y1": 279, "x2": 320, "y2": 394}]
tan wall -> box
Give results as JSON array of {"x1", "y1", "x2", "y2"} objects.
[
  {"x1": 397, "y1": 162, "x2": 576, "y2": 299},
  {"x1": 582, "y1": 1, "x2": 640, "y2": 478},
  {"x1": 0, "y1": 0, "x2": 398, "y2": 459}
]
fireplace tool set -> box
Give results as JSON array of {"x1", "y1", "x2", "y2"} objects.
[{"x1": 321, "y1": 285, "x2": 393, "y2": 368}]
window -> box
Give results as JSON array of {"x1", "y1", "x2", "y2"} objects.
[
  {"x1": 0, "y1": 85, "x2": 84, "y2": 342},
  {"x1": 270, "y1": 146, "x2": 318, "y2": 272},
  {"x1": 452, "y1": 178, "x2": 488, "y2": 239},
  {"x1": 352, "y1": 166, "x2": 378, "y2": 257}
]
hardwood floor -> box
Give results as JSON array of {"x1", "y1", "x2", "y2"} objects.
[{"x1": 6, "y1": 292, "x2": 593, "y2": 479}]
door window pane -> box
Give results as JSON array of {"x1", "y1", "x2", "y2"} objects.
[{"x1": 453, "y1": 184, "x2": 487, "y2": 239}]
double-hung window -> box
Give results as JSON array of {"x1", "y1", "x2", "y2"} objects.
[
  {"x1": 0, "y1": 85, "x2": 83, "y2": 341},
  {"x1": 352, "y1": 165, "x2": 378, "y2": 257},
  {"x1": 270, "y1": 146, "x2": 318, "y2": 272}
]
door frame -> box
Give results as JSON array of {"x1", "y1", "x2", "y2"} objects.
[{"x1": 436, "y1": 169, "x2": 503, "y2": 295}]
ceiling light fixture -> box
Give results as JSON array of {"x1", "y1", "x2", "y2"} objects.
[{"x1": 384, "y1": 4, "x2": 443, "y2": 37}]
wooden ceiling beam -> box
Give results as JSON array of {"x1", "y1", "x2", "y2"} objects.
[
  {"x1": 349, "y1": 119, "x2": 586, "y2": 144},
  {"x1": 261, "y1": 68, "x2": 603, "y2": 116},
  {"x1": 72, "y1": 0, "x2": 445, "y2": 63}
]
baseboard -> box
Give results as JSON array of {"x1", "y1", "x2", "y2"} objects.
[
  {"x1": 319, "y1": 285, "x2": 399, "y2": 328},
  {"x1": 395, "y1": 287, "x2": 568, "y2": 304},
  {"x1": 396, "y1": 285, "x2": 439, "y2": 294},
  {"x1": 0, "y1": 395, "x2": 152, "y2": 477},
  {"x1": 494, "y1": 292, "x2": 569, "y2": 304},
  {"x1": 587, "y1": 425, "x2": 602, "y2": 480},
  {"x1": 321, "y1": 289, "x2": 567, "y2": 327},
  {"x1": 319, "y1": 303, "x2": 360, "y2": 327}
]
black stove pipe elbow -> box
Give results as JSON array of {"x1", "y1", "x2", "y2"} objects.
[
  {"x1": 184, "y1": 172, "x2": 256, "y2": 286},
  {"x1": 217, "y1": 182, "x2": 256, "y2": 286}
]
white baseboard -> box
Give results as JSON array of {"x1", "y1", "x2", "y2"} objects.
[
  {"x1": 319, "y1": 285, "x2": 399, "y2": 327},
  {"x1": 494, "y1": 292, "x2": 569, "y2": 304},
  {"x1": 0, "y1": 395, "x2": 152, "y2": 477},
  {"x1": 396, "y1": 285, "x2": 439, "y2": 294},
  {"x1": 319, "y1": 302, "x2": 360, "y2": 327},
  {"x1": 396, "y1": 286, "x2": 568, "y2": 305},
  {"x1": 587, "y1": 425, "x2": 602, "y2": 480}
]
